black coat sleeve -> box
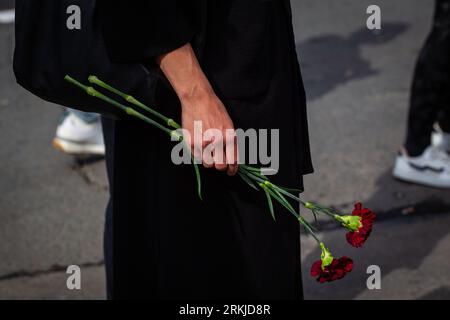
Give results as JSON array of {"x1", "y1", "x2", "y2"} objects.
[{"x1": 96, "y1": 1, "x2": 197, "y2": 63}]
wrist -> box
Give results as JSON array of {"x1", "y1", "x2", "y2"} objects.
[{"x1": 178, "y1": 81, "x2": 216, "y2": 108}]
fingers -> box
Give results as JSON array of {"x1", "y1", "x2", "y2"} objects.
[
  {"x1": 198, "y1": 129, "x2": 238, "y2": 175},
  {"x1": 227, "y1": 163, "x2": 238, "y2": 176},
  {"x1": 202, "y1": 136, "x2": 228, "y2": 171},
  {"x1": 211, "y1": 134, "x2": 227, "y2": 171},
  {"x1": 184, "y1": 123, "x2": 238, "y2": 174},
  {"x1": 225, "y1": 130, "x2": 238, "y2": 176},
  {"x1": 201, "y1": 130, "x2": 216, "y2": 169}
]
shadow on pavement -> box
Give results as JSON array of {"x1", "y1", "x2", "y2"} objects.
[
  {"x1": 419, "y1": 286, "x2": 450, "y2": 300},
  {"x1": 303, "y1": 169, "x2": 450, "y2": 299},
  {"x1": 297, "y1": 22, "x2": 409, "y2": 101}
]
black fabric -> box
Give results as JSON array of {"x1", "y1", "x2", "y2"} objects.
[
  {"x1": 99, "y1": 0, "x2": 313, "y2": 299},
  {"x1": 405, "y1": 0, "x2": 450, "y2": 156},
  {"x1": 97, "y1": 1, "x2": 201, "y2": 63},
  {"x1": 13, "y1": 0, "x2": 158, "y2": 119}
]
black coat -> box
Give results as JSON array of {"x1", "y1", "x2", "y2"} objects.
[{"x1": 97, "y1": 0, "x2": 313, "y2": 299}]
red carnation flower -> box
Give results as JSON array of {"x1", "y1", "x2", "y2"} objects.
[
  {"x1": 310, "y1": 256, "x2": 353, "y2": 283},
  {"x1": 346, "y1": 202, "x2": 376, "y2": 248}
]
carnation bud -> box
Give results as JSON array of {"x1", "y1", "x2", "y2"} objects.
[
  {"x1": 305, "y1": 202, "x2": 315, "y2": 209},
  {"x1": 319, "y1": 242, "x2": 333, "y2": 269},
  {"x1": 334, "y1": 215, "x2": 362, "y2": 232}
]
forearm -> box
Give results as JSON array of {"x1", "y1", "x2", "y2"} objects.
[
  {"x1": 155, "y1": 43, "x2": 238, "y2": 175},
  {"x1": 156, "y1": 43, "x2": 214, "y2": 105}
]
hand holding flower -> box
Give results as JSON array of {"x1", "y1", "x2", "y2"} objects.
[{"x1": 65, "y1": 74, "x2": 377, "y2": 285}]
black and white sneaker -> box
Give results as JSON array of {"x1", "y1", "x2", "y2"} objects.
[{"x1": 393, "y1": 146, "x2": 450, "y2": 188}]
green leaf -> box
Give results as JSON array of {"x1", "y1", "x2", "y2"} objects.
[
  {"x1": 262, "y1": 186, "x2": 276, "y2": 221},
  {"x1": 238, "y1": 172, "x2": 259, "y2": 191},
  {"x1": 191, "y1": 158, "x2": 202, "y2": 201},
  {"x1": 270, "y1": 186, "x2": 297, "y2": 214},
  {"x1": 279, "y1": 186, "x2": 303, "y2": 193},
  {"x1": 272, "y1": 185, "x2": 300, "y2": 202},
  {"x1": 239, "y1": 168, "x2": 267, "y2": 184},
  {"x1": 239, "y1": 165, "x2": 269, "y2": 180},
  {"x1": 240, "y1": 165, "x2": 261, "y2": 172},
  {"x1": 265, "y1": 186, "x2": 298, "y2": 219}
]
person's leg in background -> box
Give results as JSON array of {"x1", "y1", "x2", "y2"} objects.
[
  {"x1": 405, "y1": 0, "x2": 450, "y2": 155},
  {"x1": 393, "y1": 0, "x2": 450, "y2": 188},
  {"x1": 53, "y1": 108, "x2": 105, "y2": 156},
  {"x1": 430, "y1": 0, "x2": 450, "y2": 152}
]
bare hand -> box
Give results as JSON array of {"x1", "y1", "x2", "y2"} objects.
[
  {"x1": 181, "y1": 89, "x2": 238, "y2": 176},
  {"x1": 157, "y1": 43, "x2": 238, "y2": 175}
]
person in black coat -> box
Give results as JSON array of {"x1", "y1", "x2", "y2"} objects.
[{"x1": 97, "y1": 0, "x2": 313, "y2": 299}]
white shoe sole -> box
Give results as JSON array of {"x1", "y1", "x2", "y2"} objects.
[
  {"x1": 393, "y1": 160, "x2": 450, "y2": 189},
  {"x1": 53, "y1": 138, "x2": 105, "y2": 156}
]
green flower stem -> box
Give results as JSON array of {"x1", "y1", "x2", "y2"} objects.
[
  {"x1": 240, "y1": 167, "x2": 300, "y2": 219},
  {"x1": 275, "y1": 189, "x2": 318, "y2": 224},
  {"x1": 240, "y1": 166, "x2": 305, "y2": 206},
  {"x1": 239, "y1": 166, "x2": 299, "y2": 220},
  {"x1": 65, "y1": 75, "x2": 202, "y2": 199},
  {"x1": 272, "y1": 185, "x2": 301, "y2": 203},
  {"x1": 279, "y1": 186, "x2": 303, "y2": 193},
  {"x1": 260, "y1": 184, "x2": 276, "y2": 221},
  {"x1": 238, "y1": 172, "x2": 259, "y2": 190},
  {"x1": 239, "y1": 167, "x2": 268, "y2": 184},
  {"x1": 240, "y1": 166, "x2": 301, "y2": 194},
  {"x1": 191, "y1": 158, "x2": 202, "y2": 200},
  {"x1": 263, "y1": 184, "x2": 298, "y2": 220},
  {"x1": 66, "y1": 75, "x2": 332, "y2": 224},
  {"x1": 88, "y1": 75, "x2": 180, "y2": 129},
  {"x1": 304, "y1": 201, "x2": 337, "y2": 218},
  {"x1": 322, "y1": 209, "x2": 339, "y2": 219},
  {"x1": 267, "y1": 183, "x2": 297, "y2": 215},
  {"x1": 299, "y1": 216, "x2": 321, "y2": 244},
  {"x1": 65, "y1": 76, "x2": 176, "y2": 138},
  {"x1": 240, "y1": 164, "x2": 261, "y2": 172},
  {"x1": 261, "y1": 182, "x2": 320, "y2": 241},
  {"x1": 126, "y1": 108, "x2": 180, "y2": 139},
  {"x1": 240, "y1": 166, "x2": 333, "y2": 230},
  {"x1": 240, "y1": 165, "x2": 267, "y2": 179}
]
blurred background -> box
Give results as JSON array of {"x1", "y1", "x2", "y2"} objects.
[{"x1": 1, "y1": 0, "x2": 449, "y2": 299}]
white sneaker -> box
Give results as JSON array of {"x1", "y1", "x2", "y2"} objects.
[
  {"x1": 0, "y1": 2, "x2": 14, "y2": 24},
  {"x1": 53, "y1": 112, "x2": 105, "y2": 155},
  {"x1": 432, "y1": 124, "x2": 450, "y2": 153},
  {"x1": 393, "y1": 146, "x2": 450, "y2": 188}
]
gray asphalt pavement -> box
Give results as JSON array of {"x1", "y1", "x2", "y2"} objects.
[{"x1": 1, "y1": 0, "x2": 449, "y2": 299}]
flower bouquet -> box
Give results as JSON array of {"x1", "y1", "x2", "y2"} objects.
[{"x1": 65, "y1": 75, "x2": 376, "y2": 283}]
